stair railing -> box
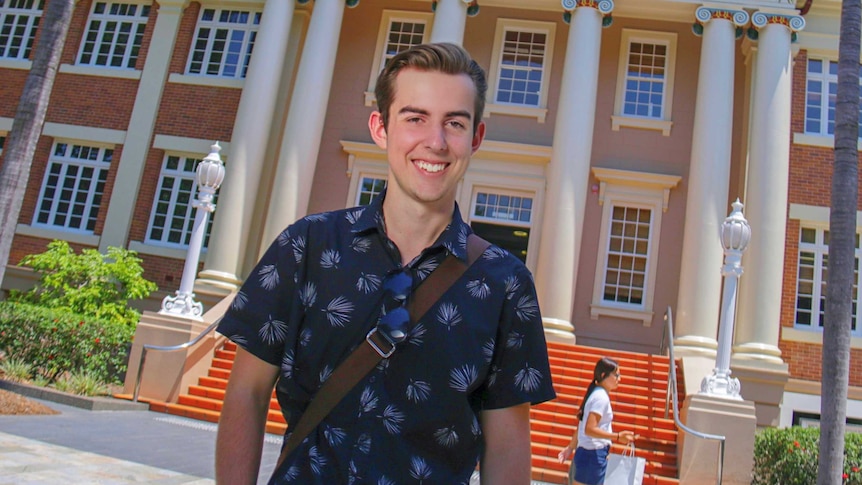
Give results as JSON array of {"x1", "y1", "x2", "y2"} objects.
[
  {"x1": 663, "y1": 306, "x2": 726, "y2": 484},
  {"x1": 132, "y1": 319, "x2": 221, "y2": 403}
]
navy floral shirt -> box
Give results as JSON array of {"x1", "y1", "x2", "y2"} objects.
[{"x1": 218, "y1": 193, "x2": 556, "y2": 484}]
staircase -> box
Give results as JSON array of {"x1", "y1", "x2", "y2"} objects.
[{"x1": 146, "y1": 340, "x2": 681, "y2": 484}]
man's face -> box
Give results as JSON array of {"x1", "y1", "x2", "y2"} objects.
[{"x1": 369, "y1": 68, "x2": 485, "y2": 209}]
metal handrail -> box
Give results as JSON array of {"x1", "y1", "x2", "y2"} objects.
[
  {"x1": 663, "y1": 306, "x2": 726, "y2": 484},
  {"x1": 132, "y1": 319, "x2": 221, "y2": 402}
]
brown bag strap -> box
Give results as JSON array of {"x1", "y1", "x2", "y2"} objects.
[{"x1": 274, "y1": 234, "x2": 491, "y2": 471}]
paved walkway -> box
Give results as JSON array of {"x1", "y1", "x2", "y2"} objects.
[{"x1": 0, "y1": 399, "x2": 281, "y2": 484}]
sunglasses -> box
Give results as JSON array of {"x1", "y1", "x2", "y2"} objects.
[{"x1": 366, "y1": 269, "x2": 414, "y2": 357}]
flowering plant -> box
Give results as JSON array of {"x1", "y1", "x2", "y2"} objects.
[{"x1": 753, "y1": 426, "x2": 862, "y2": 484}]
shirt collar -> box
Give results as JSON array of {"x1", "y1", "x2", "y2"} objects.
[{"x1": 350, "y1": 190, "x2": 472, "y2": 263}]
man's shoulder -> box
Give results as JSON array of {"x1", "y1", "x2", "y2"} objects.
[{"x1": 288, "y1": 206, "x2": 371, "y2": 234}]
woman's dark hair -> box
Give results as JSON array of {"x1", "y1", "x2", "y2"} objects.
[
  {"x1": 374, "y1": 42, "x2": 487, "y2": 134},
  {"x1": 576, "y1": 357, "x2": 619, "y2": 421}
]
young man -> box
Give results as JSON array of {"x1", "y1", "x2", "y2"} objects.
[{"x1": 215, "y1": 43, "x2": 556, "y2": 484}]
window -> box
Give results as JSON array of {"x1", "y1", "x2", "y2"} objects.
[
  {"x1": 795, "y1": 226, "x2": 861, "y2": 336},
  {"x1": 0, "y1": 134, "x2": 5, "y2": 155},
  {"x1": 0, "y1": 0, "x2": 42, "y2": 61},
  {"x1": 365, "y1": 10, "x2": 431, "y2": 105},
  {"x1": 590, "y1": 167, "x2": 680, "y2": 325},
  {"x1": 612, "y1": 30, "x2": 677, "y2": 136},
  {"x1": 34, "y1": 143, "x2": 111, "y2": 233},
  {"x1": 187, "y1": 8, "x2": 260, "y2": 79},
  {"x1": 77, "y1": 2, "x2": 149, "y2": 69},
  {"x1": 804, "y1": 58, "x2": 862, "y2": 138},
  {"x1": 486, "y1": 19, "x2": 555, "y2": 122},
  {"x1": 146, "y1": 154, "x2": 219, "y2": 249},
  {"x1": 356, "y1": 176, "x2": 386, "y2": 206},
  {"x1": 470, "y1": 189, "x2": 533, "y2": 263}
]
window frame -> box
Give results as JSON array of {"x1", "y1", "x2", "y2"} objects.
[
  {"x1": 590, "y1": 167, "x2": 680, "y2": 326},
  {"x1": 185, "y1": 6, "x2": 261, "y2": 79},
  {"x1": 485, "y1": 18, "x2": 556, "y2": 123},
  {"x1": 32, "y1": 141, "x2": 113, "y2": 235},
  {"x1": 364, "y1": 9, "x2": 432, "y2": 106},
  {"x1": 76, "y1": 1, "x2": 150, "y2": 70},
  {"x1": 611, "y1": 29, "x2": 677, "y2": 136},
  {"x1": 0, "y1": 0, "x2": 42, "y2": 63}
]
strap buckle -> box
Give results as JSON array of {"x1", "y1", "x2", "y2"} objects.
[{"x1": 365, "y1": 328, "x2": 396, "y2": 358}]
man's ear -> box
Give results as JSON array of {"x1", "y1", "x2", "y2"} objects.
[
  {"x1": 471, "y1": 120, "x2": 486, "y2": 154},
  {"x1": 368, "y1": 111, "x2": 388, "y2": 149}
]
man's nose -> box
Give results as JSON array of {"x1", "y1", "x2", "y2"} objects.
[{"x1": 425, "y1": 125, "x2": 448, "y2": 151}]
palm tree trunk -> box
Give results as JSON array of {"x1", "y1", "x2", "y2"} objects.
[
  {"x1": 819, "y1": 0, "x2": 861, "y2": 483},
  {"x1": 0, "y1": 0, "x2": 75, "y2": 286}
]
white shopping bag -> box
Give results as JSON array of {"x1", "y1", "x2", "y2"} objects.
[{"x1": 604, "y1": 443, "x2": 646, "y2": 485}]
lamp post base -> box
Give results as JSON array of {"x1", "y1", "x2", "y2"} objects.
[{"x1": 159, "y1": 292, "x2": 204, "y2": 321}]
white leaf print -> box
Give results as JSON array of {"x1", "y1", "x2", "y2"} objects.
[
  {"x1": 515, "y1": 294, "x2": 539, "y2": 321},
  {"x1": 292, "y1": 236, "x2": 306, "y2": 263},
  {"x1": 320, "y1": 249, "x2": 341, "y2": 269},
  {"x1": 415, "y1": 258, "x2": 439, "y2": 280},
  {"x1": 259, "y1": 317, "x2": 288, "y2": 344},
  {"x1": 324, "y1": 424, "x2": 346, "y2": 446},
  {"x1": 406, "y1": 379, "x2": 432, "y2": 402},
  {"x1": 323, "y1": 296, "x2": 354, "y2": 327},
  {"x1": 485, "y1": 246, "x2": 508, "y2": 259},
  {"x1": 308, "y1": 445, "x2": 327, "y2": 475},
  {"x1": 299, "y1": 282, "x2": 317, "y2": 308},
  {"x1": 506, "y1": 331, "x2": 525, "y2": 349},
  {"x1": 458, "y1": 226, "x2": 469, "y2": 247},
  {"x1": 232, "y1": 335, "x2": 248, "y2": 347},
  {"x1": 283, "y1": 465, "x2": 300, "y2": 480},
  {"x1": 504, "y1": 275, "x2": 521, "y2": 300},
  {"x1": 444, "y1": 241, "x2": 457, "y2": 255},
  {"x1": 277, "y1": 229, "x2": 291, "y2": 247},
  {"x1": 351, "y1": 236, "x2": 372, "y2": 253},
  {"x1": 407, "y1": 323, "x2": 426, "y2": 346},
  {"x1": 449, "y1": 365, "x2": 478, "y2": 392},
  {"x1": 409, "y1": 456, "x2": 432, "y2": 480},
  {"x1": 355, "y1": 433, "x2": 372, "y2": 454},
  {"x1": 348, "y1": 461, "x2": 361, "y2": 485},
  {"x1": 515, "y1": 364, "x2": 543, "y2": 392},
  {"x1": 300, "y1": 328, "x2": 312, "y2": 347},
  {"x1": 466, "y1": 278, "x2": 491, "y2": 299},
  {"x1": 380, "y1": 404, "x2": 405, "y2": 434},
  {"x1": 230, "y1": 291, "x2": 248, "y2": 311},
  {"x1": 437, "y1": 303, "x2": 462, "y2": 330},
  {"x1": 377, "y1": 477, "x2": 396, "y2": 485},
  {"x1": 434, "y1": 426, "x2": 459, "y2": 447},
  {"x1": 488, "y1": 364, "x2": 500, "y2": 387},
  {"x1": 471, "y1": 416, "x2": 481, "y2": 437},
  {"x1": 258, "y1": 264, "x2": 280, "y2": 290},
  {"x1": 358, "y1": 386, "x2": 378, "y2": 416},
  {"x1": 281, "y1": 350, "x2": 294, "y2": 378},
  {"x1": 356, "y1": 273, "x2": 382, "y2": 294},
  {"x1": 319, "y1": 365, "x2": 332, "y2": 384},
  {"x1": 304, "y1": 213, "x2": 328, "y2": 222},
  {"x1": 482, "y1": 339, "x2": 495, "y2": 363},
  {"x1": 346, "y1": 208, "x2": 364, "y2": 224}
]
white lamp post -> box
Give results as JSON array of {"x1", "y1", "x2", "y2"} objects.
[
  {"x1": 700, "y1": 199, "x2": 751, "y2": 399},
  {"x1": 160, "y1": 143, "x2": 225, "y2": 321}
]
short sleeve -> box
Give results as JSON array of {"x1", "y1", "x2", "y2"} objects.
[
  {"x1": 584, "y1": 389, "x2": 611, "y2": 420},
  {"x1": 217, "y1": 224, "x2": 305, "y2": 366},
  {"x1": 481, "y1": 265, "x2": 556, "y2": 409}
]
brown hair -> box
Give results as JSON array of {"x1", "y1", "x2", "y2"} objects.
[
  {"x1": 374, "y1": 42, "x2": 487, "y2": 133},
  {"x1": 576, "y1": 357, "x2": 619, "y2": 421}
]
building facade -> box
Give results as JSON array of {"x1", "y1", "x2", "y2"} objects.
[{"x1": 0, "y1": 0, "x2": 859, "y2": 428}]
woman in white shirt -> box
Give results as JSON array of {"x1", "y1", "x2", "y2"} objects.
[{"x1": 557, "y1": 357, "x2": 636, "y2": 485}]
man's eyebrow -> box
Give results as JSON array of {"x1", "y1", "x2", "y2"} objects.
[{"x1": 397, "y1": 106, "x2": 472, "y2": 120}]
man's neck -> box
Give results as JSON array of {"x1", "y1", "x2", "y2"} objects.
[{"x1": 382, "y1": 196, "x2": 454, "y2": 266}]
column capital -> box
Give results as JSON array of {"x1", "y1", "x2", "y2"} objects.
[
  {"x1": 432, "y1": 0, "x2": 479, "y2": 17},
  {"x1": 155, "y1": 0, "x2": 190, "y2": 14},
  {"x1": 695, "y1": 6, "x2": 750, "y2": 27},
  {"x1": 561, "y1": 0, "x2": 613, "y2": 26},
  {"x1": 298, "y1": 0, "x2": 361, "y2": 7},
  {"x1": 751, "y1": 11, "x2": 805, "y2": 32}
]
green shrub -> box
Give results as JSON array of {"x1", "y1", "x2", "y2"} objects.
[
  {"x1": 54, "y1": 370, "x2": 108, "y2": 396},
  {"x1": 8, "y1": 240, "x2": 157, "y2": 328},
  {"x1": 753, "y1": 426, "x2": 862, "y2": 484},
  {"x1": 0, "y1": 301, "x2": 133, "y2": 384},
  {"x1": 0, "y1": 356, "x2": 33, "y2": 382}
]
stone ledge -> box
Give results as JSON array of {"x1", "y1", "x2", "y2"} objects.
[{"x1": 0, "y1": 379, "x2": 149, "y2": 411}]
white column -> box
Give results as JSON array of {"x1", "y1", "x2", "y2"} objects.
[
  {"x1": 98, "y1": 0, "x2": 189, "y2": 252},
  {"x1": 196, "y1": 0, "x2": 295, "y2": 292},
  {"x1": 260, "y1": 0, "x2": 346, "y2": 248},
  {"x1": 674, "y1": 6, "x2": 749, "y2": 356},
  {"x1": 734, "y1": 12, "x2": 804, "y2": 364},
  {"x1": 534, "y1": 0, "x2": 613, "y2": 341},
  {"x1": 430, "y1": 0, "x2": 468, "y2": 45}
]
